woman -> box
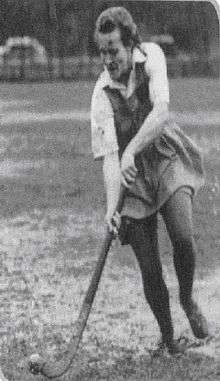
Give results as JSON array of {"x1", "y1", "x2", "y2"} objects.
[{"x1": 91, "y1": 6, "x2": 209, "y2": 354}]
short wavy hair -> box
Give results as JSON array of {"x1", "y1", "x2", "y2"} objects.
[{"x1": 94, "y1": 7, "x2": 141, "y2": 48}]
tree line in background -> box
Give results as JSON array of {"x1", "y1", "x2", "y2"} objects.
[{"x1": 0, "y1": 0, "x2": 218, "y2": 58}]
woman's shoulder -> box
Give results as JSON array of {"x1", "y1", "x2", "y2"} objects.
[{"x1": 140, "y1": 42, "x2": 165, "y2": 58}]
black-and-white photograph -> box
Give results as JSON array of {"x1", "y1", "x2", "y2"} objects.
[{"x1": 0, "y1": 1, "x2": 219, "y2": 380}]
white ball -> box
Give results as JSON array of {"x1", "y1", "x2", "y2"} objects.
[{"x1": 29, "y1": 353, "x2": 41, "y2": 363}]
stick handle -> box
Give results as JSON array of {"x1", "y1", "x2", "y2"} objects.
[{"x1": 84, "y1": 185, "x2": 125, "y2": 303}]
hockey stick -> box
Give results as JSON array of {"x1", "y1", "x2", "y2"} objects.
[{"x1": 28, "y1": 187, "x2": 126, "y2": 378}]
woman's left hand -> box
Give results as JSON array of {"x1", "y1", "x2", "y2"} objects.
[{"x1": 120, "y1": 150, "x2": 137, "y2": 188}]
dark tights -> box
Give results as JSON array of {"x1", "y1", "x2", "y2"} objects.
[{"x1": 127, "y1": 188, "x2": 196, "y2": 344}]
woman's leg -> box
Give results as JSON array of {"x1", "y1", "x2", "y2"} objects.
[
  {"x1": 126, "y1": 215, "x2": 175, "y2": 349},
  {"x1": 160, "y1": 188, "x2": 209, "y2": 339}
]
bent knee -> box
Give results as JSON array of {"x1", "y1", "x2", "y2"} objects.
[{"x1": 172, "y1": 236, "x2": 195, "y2": 253}]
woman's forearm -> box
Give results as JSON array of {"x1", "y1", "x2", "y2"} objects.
[
  {"x1": 103, "y1": 152, "x2": 121, "y2": 217},
  {"x1": 127, "y1": 103, "x2": 169, "y2": 156}
]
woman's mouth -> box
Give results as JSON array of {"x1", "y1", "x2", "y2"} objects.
[{"x1": 108, "y1": 64, "x2": 118, "y2": 74}]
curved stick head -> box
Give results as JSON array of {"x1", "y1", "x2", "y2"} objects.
[{"x1": 28, "y1": 353, "x2": 73, "y2": 378}]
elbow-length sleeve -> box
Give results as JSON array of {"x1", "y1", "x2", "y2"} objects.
[
  {"x1": 144, "y1": 43, "x2": 170, "y2": 106},
  {"x1": 91, "y1": 85, "x2": 119, "y2": 160}
]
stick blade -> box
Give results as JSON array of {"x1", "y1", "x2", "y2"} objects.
[{"x1": 28, "y1": 352, "x2": 75, "y2": 378}]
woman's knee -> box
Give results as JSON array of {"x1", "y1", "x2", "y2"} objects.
[
  {"x1": 173, "y1": 234, "x2": 195, "y2": 251},
  {"x1": 172, "y1": 236, "x2": 196, "y2": 260},
  {"x1": 161, "y1": 188, "x2": 195, "y2": 244}
]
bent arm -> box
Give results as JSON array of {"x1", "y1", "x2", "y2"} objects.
[
  {"x1": 126, "y1": 101, "x2": 169, "y2": 156},
  {"x1": 128, "y1": 44, "x2": 170, "y2": 156}
]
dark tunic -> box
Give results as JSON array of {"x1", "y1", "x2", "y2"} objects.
[{"x1": 104, "y1": 62, "x2": 204, "y2": 219}]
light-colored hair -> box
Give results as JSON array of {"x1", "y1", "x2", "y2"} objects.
[{"x1": 94, "y1": 7, "x2": 141, "y2": 48}]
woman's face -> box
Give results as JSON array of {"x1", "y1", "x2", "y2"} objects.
[{"x1": 98, "y1": 28, "x2": 132, "y2": 84}]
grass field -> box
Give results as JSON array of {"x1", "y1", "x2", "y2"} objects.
[{"x1": 0, "y1": 78, "x2": 219, "y2": 380}]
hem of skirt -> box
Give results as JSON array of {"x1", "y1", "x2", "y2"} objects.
[
  {"x1": 119, "y1": 183, "x2": 200, "y2": 245},
  {"x1": 121, "y1": 182, "x2": 203, "y2": 221}
]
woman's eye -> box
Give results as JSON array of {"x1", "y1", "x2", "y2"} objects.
[{"x1": 109, "y1": 49, "x2": 117, "y2": 56}]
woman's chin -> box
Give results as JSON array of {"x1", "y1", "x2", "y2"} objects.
[{"x1": 109, "y1": 71, "x2": 118, "y2": 81}]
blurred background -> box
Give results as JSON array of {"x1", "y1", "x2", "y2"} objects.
[{"x1": 0, "y1": 0, "x2": 219, "y2": 81}]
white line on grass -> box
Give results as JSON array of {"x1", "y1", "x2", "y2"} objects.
[
  {"x1": 1, "y1": 110, "x2": 90, "y2": 124},
  {"x1": 1, "y1": 110, "x2": 220, "y2": 126}
]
